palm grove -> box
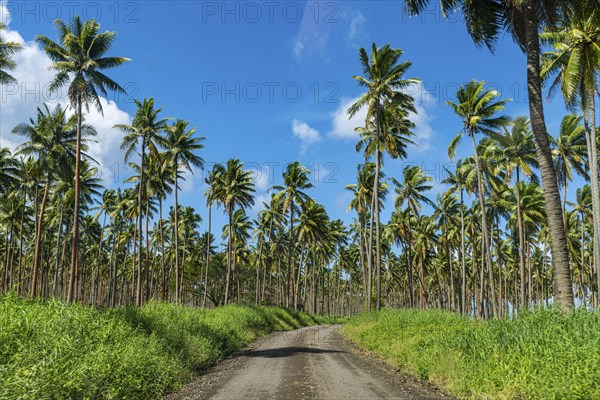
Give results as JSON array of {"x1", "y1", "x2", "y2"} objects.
[{"x1": 0, "y1": 2, "x2": 599, "y2": 317}]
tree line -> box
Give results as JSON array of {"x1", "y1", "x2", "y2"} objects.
[{"x1": 0, "y1": 1, "x2": 598, "y2": 317}]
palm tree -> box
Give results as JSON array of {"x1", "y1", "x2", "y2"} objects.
[
  {"x1": 550, "y1": 115, "x2": 588, "y2": 215},
  {"x1": 0, "y1": 147, "x2": 18, "y2": 196},
  {"x1": 348, "y1": 43, "x2": 418, "y2": 310},
  {"x1": 212, "y1": 159, "x2": 255, "y2": 304},
  {"x1": 485, "y1": 116, "x2": 538, "y2": 309},
  {"x1": 392, "y1": 165, "x2": 434, "y2": 309},
  {"x1": 541, "y1": 2, "x2": 600, "y2": 303},
  {"x1": 272, "y1": 161, "x2": 313, "y2": 309},
  {"x1": 163, "y1": 119, "x2": 205, "y2": 303},
  {"x1": 447, "y1": 80, "x2": 510, "y2": 317},
  {"x1": 116, "y1": 98, "x2": 169, "y2": 306},
  {"x1": 13, "y1": 104, "x2": 96, "y2": 298},
  {"x1": 0, "y1": 22, "x2": 21, "y2": 85},
  {"x1": 405, "y1": 0, "x2": 576, "y2": 310},
  {"x1": 202, "y1": 165, "x2": 220, "y2": 307},
  {"x1": 37, "y1": 16, "x2": 129, "y2": 303}
]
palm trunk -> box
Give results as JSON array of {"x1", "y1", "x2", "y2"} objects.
[
  {"x1": 470, "y1": 133, "x2": 496, "y2": 318},
  {"x1": 524, "y1": 3, "x2": 573, "y2": 310},
  {"x1": 287, "y1": 202, "x2": 294, "y2": 309},
  {"x1": 174, "y1": 154, "x2": 180, "y2": 303},
  {"x1": 68, "y1": 95, "x2": 82, "y2": 304},
  {"x1": 202, "y1": 203, "x2": 211, "y2": 307},
  {"x1": 32, "y1": 170, "x2": 51, "y2": 298},
  {"x1": 224, "y1": 204, "x2": 233, "y2": 305},
  {"x1": 135, "y1": 139, "x2": 146, "y2": 306},
  {"x1": 516, "y1": 167, "x2": 526, "y2": 310},
  {"x1": 583, "y1": 92, "x2": 600, "y2": 307},
  {"x1": 159, "y1": 198, "x2": 166, "y2": 300},
  {"x1": 460, "y1": 189, "x2": 466, "y2": 315},
  {"x1": 375, "y1": 147, "x2": 382, "y2": 311}
]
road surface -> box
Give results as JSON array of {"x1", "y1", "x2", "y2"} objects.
[{"x1": 166, "y1": 325, "x2": 450, "y2": 400}]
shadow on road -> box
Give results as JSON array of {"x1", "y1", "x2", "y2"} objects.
[{"x1": 239, "y1": 346, "x2": 345, "y2": 358}]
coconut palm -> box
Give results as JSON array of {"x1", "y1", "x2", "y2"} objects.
[
  {"x1": 348, "y1": 43, "x2": 418, "y2": 310},
  {"x1": 116, "y1": 98, "x2": 169, "y2": 306},
  {"x1": 212, "y1": 159, "x2": 255, "y2": 305},
  {"x1": 0, "y1": 22, "x2": 21, "y2": 85},
  {"x1": 202, "y1": 165, "x2": 220, "y2": 307},
  {"x1": 272, "y1": 161, "x2": 313, "y2": 309},
  {"x1": 447, "y1": 80, "x2": 510, "y2": 317},
  {"x1": 541, "y1": 2, "x2": 600, "y2": 303},
  {"x1": 15, "y1": 105, "x2": 97, "y2": 294},
  {"x1": 163, "y1": 119, "x2": 205, "y2": 303},
  {"x1": 405, "y1": 0, "x2": 576, "y2": 310},
  {"x1": 37, "y1": 16, "x2": 129, "y2": 303},
  {"x1": 550, "y1": 115, "x2": 588, "y2": 214},
  {"x1": 392, "y1": 165, "x2": 434, "y2": 309}
]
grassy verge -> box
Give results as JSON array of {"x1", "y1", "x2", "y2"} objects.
[
  {"x1": 0, "y1": 294, "x2": 329, "y2": 399},
  {"x1": 341, "y1": 308, "x2": 600, "y2": 399}
]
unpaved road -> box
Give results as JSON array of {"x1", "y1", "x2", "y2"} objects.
[{"x1": 165, "y1": 325, "x2": 450, "y2": 400}]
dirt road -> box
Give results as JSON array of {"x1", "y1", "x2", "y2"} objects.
[{"x1": 165, "y1": 325, "x2": 450, "y2": 400}]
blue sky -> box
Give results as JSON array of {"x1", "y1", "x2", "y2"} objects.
[{"x1": 0, "y1": 1, "x2": 575, "y2": 234}]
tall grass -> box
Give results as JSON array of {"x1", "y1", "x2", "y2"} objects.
[
  {"x1": 0, "y1": 294, "x2": 327, "y2": 399},
  {"x1": 341, "y1": 308, "x2": 600, "y2": 399}
]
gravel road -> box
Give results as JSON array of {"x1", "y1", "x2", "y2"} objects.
[{"x1": 165, "y1": 324, "x2": 451, "y2": 400}]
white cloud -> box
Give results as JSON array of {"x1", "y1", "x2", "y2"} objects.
[
  {"x1": 328, "y1": 83, "x2": 436, "y2": 151},
  {"x1": 328, "y1": 97, "x2": 367, "y2": 140},
  {"x1": 0, "y1": 3, "x2": 133, "y2": 187},
  {"x1": 291, "y1": 118, "x2": 321, "y2": 153}
]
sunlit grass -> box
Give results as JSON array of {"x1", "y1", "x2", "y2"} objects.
[
  {"x1": 341, "y1": 308, "x2": 600, "y2": 399},
  {"x1": 0, "y1": 294, "x2": 329, "y2": 399}
]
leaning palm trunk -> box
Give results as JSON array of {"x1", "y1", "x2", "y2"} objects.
[{"x1": 524, "y1": 4, "x2": 573, "y2": 310}]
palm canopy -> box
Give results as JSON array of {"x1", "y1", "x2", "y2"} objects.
[
  {"x1": 392, "y1": 165, "x2": 435, "y2": 216},
  {"x1": 272, "y1": 161, "x2": 313, "y2": 214},
  {"x1": 36, "y1": 16, "x2": 130, "y2": 112},
  {"x1": 541, "y1": 2, "x2": 600, "y2": 110},
  {"x1": 447, "y1": 80, "x2": 511, "y2": 159},
  {"x1": 550, "y1": 114, "x2": 588, "y2": 187},
  {"x1": 348, "y1": 43, "x2": 418, "y2": 122},
  {"x1": 163, "y1": 119, "x2": 205, "y2": 174},
  {"x1": 0, "y1": 22, "x2": 22, "y2": 84},
  {"x1": 485, "y1": 115, "x2": 538, "y2": 181},
  {"x1": 116, "y1": 98, "x2": 170, "y2": 162},
  {"x1": 13, "y1": 104, "x2": 96, "y2": 178},
  {"x1": 213, "y1": 159, "x2": 255, "y2": 213}
]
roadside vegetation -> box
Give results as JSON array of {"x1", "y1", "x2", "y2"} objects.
[
  {"x1": 0, "y1": 294, "x2": 327, "y2": 399},
  {"x1": 342, "y1": 308, "x2": 600, "y2": 399}
]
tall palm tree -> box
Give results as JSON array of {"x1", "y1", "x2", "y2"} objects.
[
  {"x1": 202, "y1": 165, "x2": 220, "y2": 307},
  {"x1": 116, "y1": 98, "x2": 169, "y2": 306},
  {"x1": 0, "y1": 148, "x2": 18, "y2": 196},
  {"x1": 163, "y1": 119, "x2": 205, "y2": 303},
  {"x1": 0, "y1": 22, "x2": 21, "y2": 85},
  {"x1": 405, "y1": 0, "x2": 576, "y2": 310},
  {"x1": 447, "y1": 80, "x2": 510, "y2": 317},
  {"x1": 13, "y1": 104, "x2": 96, "y2": 297},
  {"x1": 541, "y1": 2, "x2": 600, "y2": 302},
  {"x1": 392, "y1": 165, "x2": 434, "y2": 309},
  {"x1": 37, "y1": 16, "x2": 129, "y2": 303},
  {"x1": 485, "y1": 116, "x2": 538, "y2": 309},
  {"x1": 348, "y1": 43, "x2": 418, "y2": 310},
  {"x1": 212, "y1": 159, "x2": 255, "y2": 304},
  {"x1": 272, "y1": 161, "x2": 313, "y2": 309}
]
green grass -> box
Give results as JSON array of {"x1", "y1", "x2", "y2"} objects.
[
  {"x1": 341, "y1": 308, "x2": 600, "y2": 400},
  {"x1": 0, "y1": 294, "x2": 329, "y2": 400}
]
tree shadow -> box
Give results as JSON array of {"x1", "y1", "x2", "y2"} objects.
[{"x1": 239, "y1": 346, "x2": 344, "y2": 358}]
